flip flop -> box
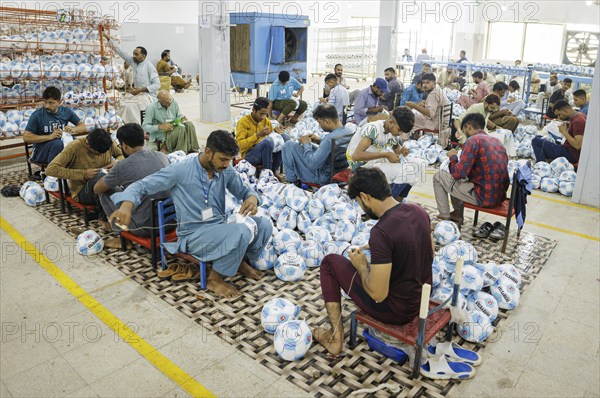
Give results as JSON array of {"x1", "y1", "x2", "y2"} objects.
[
  {"x1": 473, "y1": 222, "x2": 494, "y2": 238},
  {"x1": 489, "y1": 222, "x2": 506, "y2": 241},
  {"x1": 157, "y1": 263, "x2": 185, "y2": 280},
  {"x1": 172, "y1": 265, "x2": 200, "y2": 283},
  {"x1": 427, "y1": 341, "x2": 482, "y2": 366},
  {"x1": 420, "y1": 355, "x2": 476, "y2": 380}
]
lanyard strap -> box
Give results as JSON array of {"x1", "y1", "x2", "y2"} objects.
[{"x1": 196, "y1": 160, "x2": 213, "y2": 208}]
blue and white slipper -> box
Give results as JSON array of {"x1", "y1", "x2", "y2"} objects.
[
  {"x1": 427, "y1": 341, "x2": 482, "y2": 366},
  {"x1": 420, "y1": 355, "x2": 476, "y2": 380}
]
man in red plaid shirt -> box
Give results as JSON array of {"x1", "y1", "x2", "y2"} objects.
[{"x1": 433, "y1": 113, "x2": 509, "y2": 225}]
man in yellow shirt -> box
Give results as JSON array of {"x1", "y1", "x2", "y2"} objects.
[
  {"x1": 156, "y1": 50, "x2": 190, "y2": 92},
  {"x1": 235, "y1": 97, "x2": 289, "y2": 181}
]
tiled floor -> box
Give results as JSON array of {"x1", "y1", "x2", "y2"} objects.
[{"x1": 1, "y1": 86, "x2": 599, "y2": 397}]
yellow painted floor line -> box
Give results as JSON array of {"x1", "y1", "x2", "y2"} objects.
[
  {"x1": 530, "y1": 193, "x2": 600, "y2": 212},
  {"x1": 0, "y1": 217, "x2": 215, "y2": 398},
  {"x1": 409, "y1": 191, "x2": 600, "y2": 242},
  {"x1": 526, "y1": 221, "x2": 600, "y2": 242}
]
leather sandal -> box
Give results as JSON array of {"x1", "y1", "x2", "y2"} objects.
[
  {"x1": 157, "y1": 263, "x2": 185, "y2": 280},
  {"x1": 172, "y1": 264, "x2": 200, "y2": 283},
  {"x1": 473, "y1": 222, "x2": 494, "y2": 238},
  {"x1": 489, "y1": 222, "x2": 506, "y2": 241}
]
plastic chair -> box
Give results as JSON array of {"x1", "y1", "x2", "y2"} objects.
[
  {"x1": 157, "y1": 198, "x2": 207, "y2": 290},
  {"x1": 24, "y1": 143, "x2": 48, "y2": 179},
  {"x1": 522, "y1": 97, "x2": 549, "y2": 128},
  {"x1": 464, "y1": 169, "x2": 521, "y2": 253},
  {"x1": 119, "y1": 198, "x2": 176, "y2": 270},
  {"x1": 413, "y1": 102, "x2": 453, "y2": 145},
  {"x1": 57, "y1": 179, "x2": 97, "y2": 227},
  {"x1": 349, "y1": 260, "x2": 464, "y2": 379}
]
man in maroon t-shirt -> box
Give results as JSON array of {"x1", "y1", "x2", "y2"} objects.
[
  {"x1": 314, "y1": 168, "x2": 433, "y2": 356},
  {"x1": 532, "y1": 100, "x2": 586, "y2": 165}
]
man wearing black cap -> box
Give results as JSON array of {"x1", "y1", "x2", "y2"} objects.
[{"x1": 353, "y1": 78, "x2": 390, "y2": 124}]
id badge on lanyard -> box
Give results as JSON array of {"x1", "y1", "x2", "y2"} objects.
[{"x1": 196, "y1": 161, "x2": 214, "y2": 220}]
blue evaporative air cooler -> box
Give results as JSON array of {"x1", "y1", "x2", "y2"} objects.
[{"x1": 229, "y1": 13, "x2": 309, "y2": 92}]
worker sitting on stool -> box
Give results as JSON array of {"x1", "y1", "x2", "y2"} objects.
[
  {"x1": 434, "y1": 113, "x2": 509, "y2": 226},
  {"x1": 313, "y1": 167, "x2": 433, "y2": 357},
  {"x1": 108, "y1": 130, "x2": 272, "y2": 298},
  {"x1": 142, "y1": 90, "x2": 200, "y2": 154},
  {"x1": 532, "y1": 100, "x2": 585, "y2": 166},
  {"x1": 268, "y1": 71, "x2": 307, "y2": 126},
  {"x1": 94, "y1": 123, "x2": 171, "y2": 248},
  {"x1": 236, "y1": 97, "x2": 289, "y2": 181},
  {"x1": 282, "y1": 105, "x2": 351, "y2": 186},
  {"x1": 156, "y1": 50, "x2": 191, "y2": 92},
  {"x1": 353, "y1": 78, "x2": 390, "y2": 125},
  {"x1": 347, "y1": 107, "x2": 427, "y2": 200},
  {"x1": 488, "y1": 82, "x2": 519, "y2": 132},
  {"x1": 23, "y1": 86, "x2": 87, "y2": 167},
  {"x1": 46, "y1": 128, "x2": 124, "y2": 226},
  {"x1": 103, "y1": 31, "x2": 160, "y2": 125}
]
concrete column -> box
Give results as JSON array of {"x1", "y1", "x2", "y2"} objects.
[
  {"x1": 198, "y1": 0, "x2": 231, "y2": 123},
  {"x1": 572, "y1": 62, "x2": 599, "y2": 207},
  {"x1": 375, "y1": 0, "x2": 400, "y2": 77}
]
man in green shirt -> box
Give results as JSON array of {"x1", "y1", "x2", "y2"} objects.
[
  {"x1": 454, "y1": 94, "x2": 500, "y2": 144},
  {"x1": 142, "y1": 90, "x2": 200, "y2": 153}
]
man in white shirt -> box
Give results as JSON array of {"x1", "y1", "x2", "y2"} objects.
[
  {"x1": 103, "y1": 31, "x2": 160, "y2": 125},
  {"x1": 319, "y1": 73, "x2": 350, "y2": 121},
  {"x1": 534, "y1": 74, "x2": 561, "y2": 109},
  {"x1": 347, "y1": 107, "x2": 426, "y2": 194}
]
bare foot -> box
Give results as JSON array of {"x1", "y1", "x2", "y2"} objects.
[
  {"x1": 239, "y1": 261, "x2": 262, "y2": 280},
  {"x1": 97, "y1": 219, "x2": 111, "y2": 232},
  {"x1": 206, "y1": 269, "x2": 240, "y2": 299},
  {"x1": 274, "y1": 172, "x2": 286, "y2": 183},
  {"x1": 313, "y1": 326, "x2": 343, "y2": 356},
  {"x1": 104, "y1": 237, "x2": 128, "y2": 249}
]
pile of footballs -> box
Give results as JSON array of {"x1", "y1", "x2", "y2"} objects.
[
  {"x1": 449, "y1": 61, "x2": 594, "y2": 77},
  {"x1": 230, "y1": 159, "x2": 521, "y2": 359},
  {"x1": 510, "y1": 124, "x2": 577, "y2": 197},
  {"x1": 19, "y1": 181, "x2": 48, "y2": 207},
  {"x1": 0, "y1": 107, "x2": 122, "y2": 138},
  {"x1": 1, "y1": 53, "x2": 123, "y2": 102},
  {"x1": 1, "y1": 25, "x2": 124, "y2": 107},
  {"x1": 432, "y1": 220, "x2": 522, "y2": 343},
  {"x1": 222, "y1": 160, "x2": 381, "y2": 361}
]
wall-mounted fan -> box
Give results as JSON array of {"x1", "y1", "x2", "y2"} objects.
[
  {"x1": 284, "y1": 28, "x2": 298, "y2": 61},
  {"x1": 564, "y1": 31, "x2": 598, "y2": 66}
]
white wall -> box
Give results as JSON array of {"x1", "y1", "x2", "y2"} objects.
[{"x1": 119, "y1": 23, "x2": 199, "y2": 75}]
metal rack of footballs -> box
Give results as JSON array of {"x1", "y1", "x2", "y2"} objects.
[
  {"x1": 312, "y1": 26, "x2": 378, "y2": 81},
  {"x1": 429, "y1": 61, "x2": 594, "y2": 104},
  {"x1": 0, "y1": 6, "x2": 125, "y2": 160}
]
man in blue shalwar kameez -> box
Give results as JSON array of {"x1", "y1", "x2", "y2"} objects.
[{"x1": 108, "y1": 130, "x2": 272, "y2": 298}]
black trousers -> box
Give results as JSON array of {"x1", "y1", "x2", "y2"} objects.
[{"x1": 76, "y1": 172, "x2": 106, "y2": 221}]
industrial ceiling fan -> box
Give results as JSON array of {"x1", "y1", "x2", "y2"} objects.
[{"x1": 564, "y1": 31, "x2": 598, "y2": 66}]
